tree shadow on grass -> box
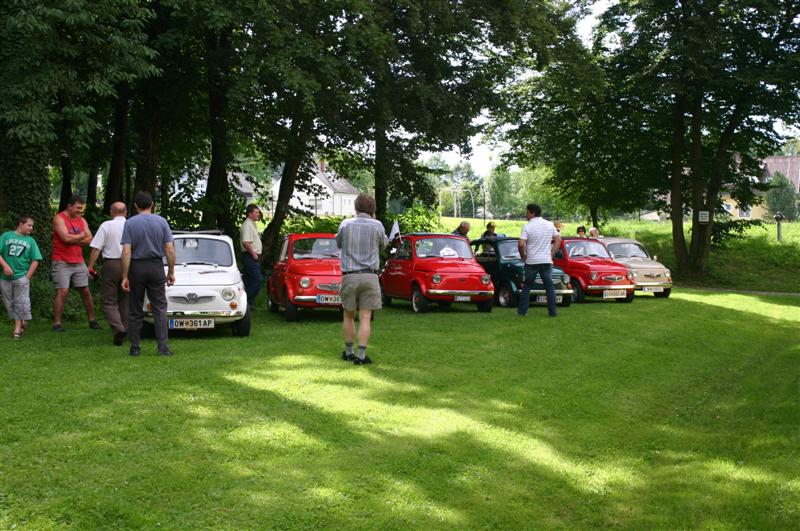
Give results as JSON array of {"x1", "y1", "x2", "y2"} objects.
[{"x1": 1, "y1": 293, "x2": 798, "y2": 528}]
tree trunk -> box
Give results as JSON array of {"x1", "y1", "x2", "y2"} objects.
[
  {"x1": 687, "y1": 95, "x2": 710, "y2": 276},
  {"x1": 85, "y1": 132, "x2": 104, "y2": 222},
  {"x1": 203, "y1": 28, "x2": 233, "y2": 235},
  {"x1": 261, "y1": 116, "x2": 313, "y2": 266},
  {"x1": 134, "y1": 116, "x2": 160, "y2": 197},
  {"x1": 58, "y1": 151, "x2": 74, "y2": 212},
  {"x1": 588, "y1": 205, "x2": 599, "y2": 230},
  {"x1": 373, "y1": 68, "x2": 392, "y2": 228},
  {"x1": 105, "y1": 84, "x2": 130, "y2": 214},
  {"x1": 668, "y1": 93, "x2": 690, "y2": 276}
]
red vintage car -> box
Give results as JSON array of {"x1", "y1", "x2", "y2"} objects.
[
  {"x1": 554, "y1": 237, "x2": 636, "y2": 303},
  {"x1": 267, "y1": 233, "x2": 342, "y2": 321},
  {"x1": 380, "y1": 233, "x2": 494, "y2": 313}
]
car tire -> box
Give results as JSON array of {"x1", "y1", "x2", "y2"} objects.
[
  {"x1": 496, "y1": 282, "x2": 517, "y2": 308},
  {"x1": 654, "y1": 288, "x2": 671, "y2": 299},
  {"x1": 268, "y1": 298, "x2": 280, "y2": 313},
  {"x1": 477, "y1": 300, "x2": 493, "y2": 313},
  {"x1": 572, "y1": 281, "x2": 586, "y2": 303},
  {"x1": 617, "y1": 291, "x2": 635, "y2": 303},
  {"x1": 232, "y1": 306, "x2": 252, "y2": 337},
  {"x1": 285, "y1": 298, "x2": 299, "y2": 322},
  {"x1": 559, "y1": 294, "x2": 572, "y2": 307},
  {"x1": 382, "y1": 294, "x2": 392, "y2": 307},
  {"x1": 411, "y1": 286, "x2": 429, "y2": 313}
]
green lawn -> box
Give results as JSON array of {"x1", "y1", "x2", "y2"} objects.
[
  {"x1": 1, "y1": 290, "x2": 798, "y2": 529},
  {"x1": 443, "y1": 217, "x2": 800, "y2": 293}
]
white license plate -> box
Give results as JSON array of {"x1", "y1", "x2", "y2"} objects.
[
  {"x1": 316, "y1": 294, "x2": 341, "y2": 304},
  {"x1": 643, "y1": 286, "x2": 664, "y2": 293},
  {"x1": 454, "y1": 295, "x2": 471, "y2": 302},
  {"x1": 169, "y1": 318, "x2": 214, "y2": 329},
  {"x1": 603, "y1": 290, "x2": 627, "y2": 299},
  {"x1": 536, "y1": 295, "x2": 563, "y2": 303}
]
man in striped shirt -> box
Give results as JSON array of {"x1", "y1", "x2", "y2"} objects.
[{"x1": 335, "y1": 194, "x2": 388, "y2": 365}]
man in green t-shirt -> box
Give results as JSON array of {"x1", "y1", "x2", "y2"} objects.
[{"x1": 0, "y1": 215, "x2": 43, "y2": 339}]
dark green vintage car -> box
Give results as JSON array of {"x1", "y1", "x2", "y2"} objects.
[{"x1": 470, "y1": 237, "x2": 573, "y2": 308}]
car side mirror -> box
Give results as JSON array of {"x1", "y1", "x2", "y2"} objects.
[{"x1": 653, "y1": 255, "x2": 657, "y2": 261}]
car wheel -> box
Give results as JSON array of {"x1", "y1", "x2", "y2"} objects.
[
  {"x1": 616, "y1": 290, "x2": 635, "y2": 303},
  {"x1": 285, "y1": 298, "x2": 299, "y2": 322},
  {"x1": 382, "y1": 294, "x2": 392, "y2": 307},
  {"x1": 268, "y1": 298, "x2": 280, "y2": 313},
  {"x1": 572, "y1": 281, "x2": 586, "y2": 303},
  {"x1": 559, "y1": 294, "x2": 572, "y2": 307},
  {"x1": 496, "y1": 282, "x2": 517, "y2": 308},
  {"x1": 411, "y1": 286, "x2": 429, "y2": 313},
  {"x1": 477, "y1": 300, "x2": 493, "y2": 313},
  {"x1": 654, "y1": 288, "x2": 671, "y2": 299},
  {"x1": 439, "y1": 301, "x2": 452, "y2": 309},
  {"x1": 232, "y1": 306, "x2": 252, "y2": 337}
]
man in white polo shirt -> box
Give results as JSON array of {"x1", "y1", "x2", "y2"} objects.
[
  {"x1": 88, "y1": 202, "x2": 129, "y2": 345},
  {"x1": 517, "y1": 203, "x2": 562, "y2": 317}
]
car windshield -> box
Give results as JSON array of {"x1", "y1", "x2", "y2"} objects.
[
  {"x1": 565, "y1": 240, "x2": 610, "y2": 259},
  {"x1": 498, "y1": 240, "x2": 521, "y2": 260},
  {"x1": 415, "y1": 237, "x2": 472, "y2": 259},
  {"x1": 292, "y1": 237, "x2": 340, "y2": 259},
  {"x1": 173, "y1": 238, "x2": 233, "y2": 267},
  {"x1": 607, "y1": 242, "x2": 649, "y2": 259}
]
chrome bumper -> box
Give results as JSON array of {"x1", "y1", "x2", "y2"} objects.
[
  {"x1": 147, "y1": 310, "x2": 245, "y2": 317},
  {"x1": 428, "y1": 289, "x2": 494, "y2": 296},
  {"x1": 586, "y1": 284, "x2": 635, "y2": 291},
  {"x1": 519, "y1": 288, "x2": 573, "y2": 296},
  {"x1": 634, "y1": 282, "x2": 672, "y2": 289}
]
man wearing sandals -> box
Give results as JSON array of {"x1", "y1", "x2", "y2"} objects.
[{"x1": 0, "y1": 215, "x2": 42, "y2": 339}]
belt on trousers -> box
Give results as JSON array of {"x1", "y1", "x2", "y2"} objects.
[{"x1": 343, "y1": 269, "x2": 378, "y2": 275}]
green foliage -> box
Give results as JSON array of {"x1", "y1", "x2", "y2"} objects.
[
  {"x1": 389, "y1": 205, "x2": 442, "y2": 234},
  {"x1": 708, "y1": 218, "x2": 767, "y2": 248},
  {"x1": 765, "y1": 172, "x2": 798, "y2": 221},
  {"x1": 280, "y1": 215, "x2": 345, "y2": 238}
]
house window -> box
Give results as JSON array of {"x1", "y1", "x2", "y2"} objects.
[
  {"x1": 723, "y1": 203, "x2": 732, "y2": 213},
  {"x1": 739, "y1": 207, "x2": 751, "y2": 219}
]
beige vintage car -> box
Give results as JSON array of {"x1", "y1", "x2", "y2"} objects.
[{"x1": 602, "y1": 237, "x2": 672, "y2": 298}]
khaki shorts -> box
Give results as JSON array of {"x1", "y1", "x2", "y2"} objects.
[
  {"x1": 52, "y1": 261, "x2": 89, "y2": 289},
  {"x1": 339, "y1": 273, "x2": 382, "y2": 311}
]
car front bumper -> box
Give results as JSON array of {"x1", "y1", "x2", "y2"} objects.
[
  {"x1": 634, "y1": 281, "x2": 672, "y2": 290},
  {"x1": 427, "y1": 289, "x2": 494, "y2": 300},
  {"x1": 145, "y1": 309, "x2": 245, "y2": 325},
  {"x1": 585, "y1": 284, "x2": 635, "y2": 291}
]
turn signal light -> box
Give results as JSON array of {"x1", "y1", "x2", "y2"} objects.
[
  {"x1": 229, "y1": 301, "x2": 238, "y2": 309},
  {"x1": 146, "y1": 303, "x2": 152, "y2": 311}
]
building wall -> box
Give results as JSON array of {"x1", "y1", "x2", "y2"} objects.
[
  {"x1": 270, "y1": 176, "x2": 357, "y2": 216},
  {"x1": 720, "y1": 193, "x2": 770, "y2": 220}
]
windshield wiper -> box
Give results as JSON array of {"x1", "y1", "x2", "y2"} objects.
[{"x1": 179, "y1": 261, "x2": 218, "y2": 266}]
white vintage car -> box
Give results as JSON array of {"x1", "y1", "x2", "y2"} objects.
[{"x1": 143, "y1": 231, "x2": 251, "y2": 336}]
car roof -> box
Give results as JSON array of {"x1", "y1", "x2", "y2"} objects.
[
  {"x1": 470, "y1": 236, "x2": 517, "y2": 244},
  {"x1": 601, "y1": 237, "x2": 643, "y2": 245},
  {"x1": 402, "y1": 232, "x2": 463, "y2": 238},
  {"x1": 562, "y1": 237, "x2": 603, "y2": 243},
  {"x1": 173, "y1": 231, "x2": 232, "y2": 242},
  {"x1": 287, "y1": 232, "x2": 336, "y2": 239}
]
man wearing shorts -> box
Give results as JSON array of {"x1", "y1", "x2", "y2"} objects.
[
  {"x1": 335, "y1": 193, "x2": 388, "y2": 365},
  {"x1": 0, "y1": 215, "x2": 42, "y2": 339},
  {"x1": 51, "y1": 194, "x2": 100, "y2": 331}
]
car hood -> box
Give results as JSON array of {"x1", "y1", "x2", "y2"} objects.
[
  {"x1": 288, "y1": 260, "x2": 342, "y2": 276},
  {"x1": 569, "y1": 257, "x2": 627, "y2": 271},
  {"x1": 414, "y1": 258, "x2": 486, "y2": 274},
  {"x1": 173, "y1": 266, "x2": 240, "y2": 287},
  {"x1": 613, "y1": 257, "x2": 667, "y2": 271}
]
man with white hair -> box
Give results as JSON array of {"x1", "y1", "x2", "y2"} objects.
[{"x1": 88, "y1": 202, "x2": 129, "y2": 346}]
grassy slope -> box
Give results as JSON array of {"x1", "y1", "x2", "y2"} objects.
[
  {"x1": 1, "y1": 291, "x2": 798, "y2": 529},
  {"x1": 443, "y1": 217, "x2": 800, "y2": 293}
]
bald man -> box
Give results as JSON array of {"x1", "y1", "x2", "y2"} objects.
[{"x1": 89, "y1": 202, "x2": 129, "y2": 345}]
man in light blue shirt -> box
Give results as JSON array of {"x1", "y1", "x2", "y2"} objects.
[{"x1": 335, "y1": 194, "x2": 388, "y2": 365}]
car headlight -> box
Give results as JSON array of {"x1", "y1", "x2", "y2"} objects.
[
  {"x1": 665, "y1": 269, "x2": 671, "y2": 279},
  {"x1": 590, "y1": 272, "x2": 598, "y2": 281},
  {"x1": 632, "y1": 270, "x2": 638, "y2": 278},
  {"x1": 299, "y1": 277, "x2": 311, "y2": 288},
  {"x1": 562, "y1": 274, "x2": 570, "y2": 284},
  {"x1": 481, "y1": 274, "x2": 491, "y2": 285},
  {"x1": 627, "y1": 271, "x2": 635, "y2": 281},
  {"x1": 221, "y1": 287, "x2": 235, "y2": 301},
  {"x1": 432, "y1": 273, "x2": 441, "y2": 284}
]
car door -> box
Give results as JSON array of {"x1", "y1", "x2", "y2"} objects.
[
  {"x1": 271, "y1": 237, "x2": 290, "y2": 304},
  {"x1": 382, "y1": 238, "x2": 412, "y2": 298},
  {"x1": 472, "y1": 240, "x2": 499, "y2": 279}
]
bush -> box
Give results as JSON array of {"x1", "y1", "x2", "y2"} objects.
[
  {"x1": 26, "y1": 274, "x2": 100, "y2": 322},
  {"x1": 389, "y1": 205, "x2": 442, "y2": 234},
  {"x1": 280, "y1": 215, "x2": 345, "y2": 238},
  {"x1": 709, "y1": 218, "x2": 766, "y2": 248}
]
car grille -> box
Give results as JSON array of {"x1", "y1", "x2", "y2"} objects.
[
  {"x1": 642, "y1": 270, "x2": 665, "y2": 279},
  {"x1": 317, "y1": 283, "x2": 341, "y2": 291},
  {"x1": 169, "y1": 295, "x2": 215, "y2": 304},
  {"x1": 602, "y1": 274, "x2": 624, "y2": 282}
]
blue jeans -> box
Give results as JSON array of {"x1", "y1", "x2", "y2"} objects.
[
  {"x1": 241, "y1": 253, "x2": 263, "y2": 305},
  {"x1": 517, "y1": 263, "x2": 557, "y2": 317}
]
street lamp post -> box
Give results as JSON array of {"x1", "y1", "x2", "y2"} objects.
[{"x1": 774, "y1": 211, "x2": 785, "y2": 242}]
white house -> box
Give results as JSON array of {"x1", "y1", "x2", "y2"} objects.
[{"x1": 271, "y1": 162, "x2": 360, "y2": 216}]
